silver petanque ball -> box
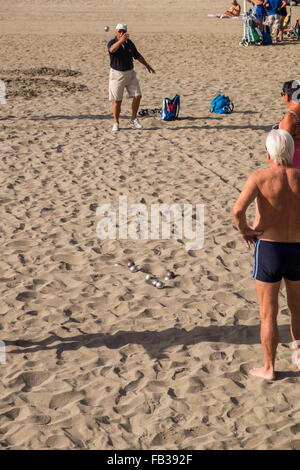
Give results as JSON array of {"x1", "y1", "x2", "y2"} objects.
[
  {"x1": 156, "y1": 281, "x2": 164, "y2": 289},
  {"x1": 114, "y1": 262, "x2": 121, "y2": 267},
  {"x1": 152, "y1": 279, "x2": 158, "y2": 286},
  {"x1": 146, "y1": 274, "x2": 152, "y2": 280},
  {"x1": 130, "y1": 265, "x2": 139, "y2": 272},
  {"x1": 165, "y1": 275, "x2": 173, "y2": 281},
  {"x1": 166, "y1": 271, "x2": 175, "y2": 279},
  {"x1": 104, "y1": 26, "x2": 110, "y2": 32}
]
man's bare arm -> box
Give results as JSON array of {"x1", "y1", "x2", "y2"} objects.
[
  {"x1": 232, "y1": 172, "x2": 263, "y2": 247},
  {"x1": 137, "y1": 55, "x2": 155, "y2": 73},
  {"x1": 279, "y1": 112, "x2": 296, "y2": 136},
  {"x1": 109, "y1": 33, "x2": 128, "y2": 54}
]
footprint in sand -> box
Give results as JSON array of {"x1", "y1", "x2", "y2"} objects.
[
  {"x1": 16, "y1": 291, "x2": 37, "y2": 302},
  {"x1": 49, "y1": 391, "x2": 83, "y2": 410},
  {"x1": 28, "y1": 414, "x2": 51, "y2": 425},
  {"x1": 46, "y1": 435, "x2": 70, "y2": 449},
  {"x1": 186, "y1": 376, "x2": 205, "y2": 393},
  {"x1": 17, "y1": 371, "x2": 51, "y2": 389},
  {"x1": 1, "y1": 408, "x2": 20, "y2": 421}
]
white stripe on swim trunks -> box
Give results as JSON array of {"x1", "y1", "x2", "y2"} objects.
[{"x1": 253, "y1": 240, "x2": 261, "y2": 279}]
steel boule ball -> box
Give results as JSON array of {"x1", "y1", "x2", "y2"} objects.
[
  {"x1": 130, "y1": 265, "x2": 138, "y2": 272},
  {"x1": 152, "y1": 279, "x2": 158, "y2": 286},
  {"x1": 114, "y1": 262, "x2": 121, "y2": 267},
  {"x1": 145, "y1": 274, "x2": 152, "y2": 280},
  {"x1": 156, "y1": 281, "x2": 164, "y2": 289},
  {"x1": 165, "y1": 275, "x2": 173, "y2": 281},
  {"x1": 167, "y1": 271, "x2": 175, "y2": 279},
  {"x1": 104, "y1": 26, "x2": 110, "y2": 32}
]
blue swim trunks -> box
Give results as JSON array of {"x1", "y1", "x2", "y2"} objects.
[
  {"x1": 253, "y1": 240, "x2": 300, "y2": 283},
  {"x1": 256, "y1": 4, "x2": 266, "y2": 21}
]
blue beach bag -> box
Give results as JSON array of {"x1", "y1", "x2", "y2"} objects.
[
  {"x1": 209, "y1": 94, "x2": 234, "y2": 115},
  {"x1": 161, "y1": 94, "x2": 180, "y2": 121},
  {"x1": 262, "y1": 25, "x2": 272, "y2": 45}
]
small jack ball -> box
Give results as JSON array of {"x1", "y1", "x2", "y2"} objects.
[{"x1": 167, "y1": 271, "x2": 175, "y2": 279}]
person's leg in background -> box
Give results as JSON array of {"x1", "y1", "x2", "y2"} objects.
[{"x1": 285, "y1": 278, "x2": 300, "y2": 370}]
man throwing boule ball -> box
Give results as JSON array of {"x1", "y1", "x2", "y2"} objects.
[{"x1": 107, "y1": 24, "x2": 155, "y2": 132}]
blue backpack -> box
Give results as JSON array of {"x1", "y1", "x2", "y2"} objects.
[
  {"x1": 209, "y1": 94, "x2": 234, "y2": 115},
  {"x1": 161, "y1": 94, "x2": 180, "y2": 121}
]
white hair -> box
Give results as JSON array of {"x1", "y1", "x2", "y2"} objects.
[{"x1": 266, "y1": 129, "x2": 295, "y2": 165}]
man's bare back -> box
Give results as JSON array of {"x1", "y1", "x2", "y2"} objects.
[
  {"x1": 233, "y1": 130, "x2": 300, "y2": 380},
  {"x1": 253, "y1": 166, "x2": 300, "y2": 242}
]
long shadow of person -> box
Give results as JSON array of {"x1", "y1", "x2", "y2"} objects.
[{"x1": 5, "y1": 323, "x2": 298, "y2": 379}]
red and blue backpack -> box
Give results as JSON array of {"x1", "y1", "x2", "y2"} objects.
[{"x1": 161, "y1": 94, "x2": 180, "y2": 121}]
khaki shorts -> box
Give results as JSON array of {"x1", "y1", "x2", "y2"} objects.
[
  {"x1": 268, "y1": 14, "x2": 280, "y2": 30},
  {"x1": 109, "y1": 68, "x2": 142, "y2": 102}
]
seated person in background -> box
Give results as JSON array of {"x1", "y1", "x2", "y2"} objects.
[
  {"x1": 247, "y1": 0, "x2": 267, "y2": 31},
  {"x1": 284, "y1": 17, "x2": 300, "y2": 36},
  {"x1": 219, "y1": 1, "x2": 241, "y2": 17},
  {"x1": 279, "y1": 80, "x2": 300, "y2": 167}
]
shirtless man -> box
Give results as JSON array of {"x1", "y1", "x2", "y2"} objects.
[
  {"x1": 247, "y1": 0, "x2": 267, "y2": 31},
  {"x1": 233, "y1": 129, "x2": 300, "y2": 380}
]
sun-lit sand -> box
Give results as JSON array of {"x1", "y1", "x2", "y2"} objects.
[{"x1": 0, "y1": 0, "x2": 300, "y2": 450}]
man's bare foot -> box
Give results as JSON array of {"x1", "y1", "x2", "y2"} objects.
[{"x1": 249, "y1": 367, "x2": 275, "y2": 381}]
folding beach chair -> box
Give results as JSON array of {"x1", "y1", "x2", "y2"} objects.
[
  {"x1": 239, "y1": 0, "x2": 265, "y2": 46},
  {"x1": 240, "y1": 11, "x2": 262, "y2": 46},
  {"x1": 283, "y1": 8, "x2": 300, "y2": 40}
]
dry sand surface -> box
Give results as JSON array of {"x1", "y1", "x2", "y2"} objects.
[{"x1": 1, "y1": 0, "x2": 300, "y2": 450}]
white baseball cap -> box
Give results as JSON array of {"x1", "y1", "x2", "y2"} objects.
[{"x1": 116, "y1": 23, "x2": 127, "y2": 31}]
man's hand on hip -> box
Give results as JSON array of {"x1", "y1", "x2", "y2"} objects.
[{"x1": 240, "y1": 228, "x2": 264, "y2": 248}]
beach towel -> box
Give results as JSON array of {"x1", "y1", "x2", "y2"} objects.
[
  {"x1": 262, "y1": 24, "x2": 272, "y2": 45},
  {"x1": 207, "y1": 14, "x2": 243, "y2": 19}
]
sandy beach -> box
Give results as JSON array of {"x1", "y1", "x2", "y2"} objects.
[{"x1": 0, "y1": 0, "x2": 300, "y2": 450}]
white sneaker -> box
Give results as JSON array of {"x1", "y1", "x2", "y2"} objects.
[
  {"x1": 130, "y1": 118, "x2": 142, "y2": 129},
  {"x1": 112, "y1": 122, "x2": 119, "y2": 132}
]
